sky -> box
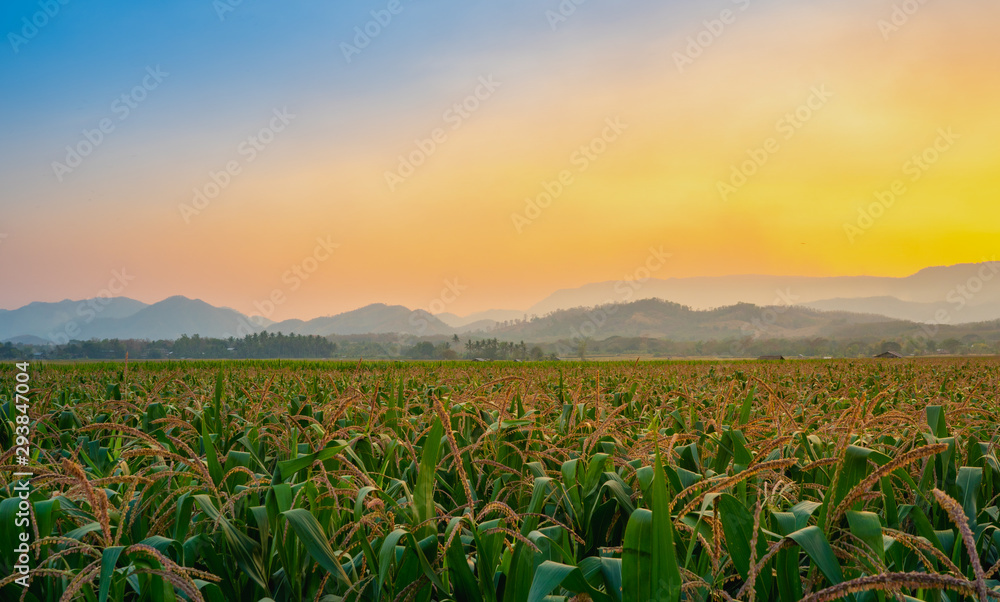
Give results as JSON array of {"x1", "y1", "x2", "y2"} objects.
[{"x1": 1, "y1": 0, "x2": 998, "y2": 320}]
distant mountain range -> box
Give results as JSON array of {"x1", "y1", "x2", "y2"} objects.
[
  {"x1": 486, "y1": 299, "x2": 931, "y2": 344},
  {"x1": 526, "y1": 263, "x2": 1000, "y2": 321},
  {"x1": 3, "y1": 262, "x2": 998, "y2": 344},
  {"x1": 0, "y1": 297, "x2": 147, "y2": 342},
  {"x1": 0, "y1": 296, "x2": 259, "y2": 343},
  {"x1": 435, "y1": 309, "x2": 525, "y2": 329}
]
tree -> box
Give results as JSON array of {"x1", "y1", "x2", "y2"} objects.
[
  {"x1": 941, "y1": 338, "x2": 963, "y2": 355},
  {"x1": 408, "y1": 341, "x2": 437, "y2": 359},
  {"x1": 879, "y1": 341, "x2": 902, "y2": 354}
]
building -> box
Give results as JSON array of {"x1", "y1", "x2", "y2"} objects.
[
  {"x1": 757, "y1": 355, "x2": 785, "y2": 361},
  {"x1": 874, "y1": 351, "x2": 903, "y2": 358}
]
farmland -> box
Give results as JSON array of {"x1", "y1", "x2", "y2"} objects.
[{"x1": 1, "y1": 358, "x2": 999, "y2": 601}]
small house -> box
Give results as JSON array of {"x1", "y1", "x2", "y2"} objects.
[
  {"x1": 874, "y1": 351, "x2": 903, "y2": 359},
  {"x1": 757, "y1": 355, "x2": 785, "y2": 361}
]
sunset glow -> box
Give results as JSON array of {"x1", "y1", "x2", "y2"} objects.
[{"x1": 2, "y1": 0, "x2": 998, "y2": 320}]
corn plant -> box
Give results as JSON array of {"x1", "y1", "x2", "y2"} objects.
[{"x1": 0, "y1": 358, "x2": 997, "y2": 601}]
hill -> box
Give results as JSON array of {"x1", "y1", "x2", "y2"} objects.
[
  {"x1": 266, "y1": 303, "x2": 454, "y2": 336},
  {"x1": 78, "y1": 296, "x2": 260, "y2": 340},
  {"x1": 0, "y1": 297, "x2": 148, "y2": 342}
]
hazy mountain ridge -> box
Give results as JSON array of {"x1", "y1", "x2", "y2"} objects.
[
  {"x1": 78, "y1": 296, "x2": 257, "y2": 341},
  {"x1": 3, "y1": 263, "x2": 998, "y2": 343},
  {"x1": 265, "y1": 303, "x2": 456, "y2": 337},
  {"x1": 484, "y1": 298, "x2": 897, "y2": 343},
  {"x1": 0, "y1": 297, "x2": 148, "y2": 342},
  {"x1": 801, "y1": 296, "x2": 1000, "y2": 324},
  {"x1": 527, "y1": 262, "x2": 1000, "y2": 322},
  {"x1": 435, "y1": 309, "x2": 525, "y2": 328}
]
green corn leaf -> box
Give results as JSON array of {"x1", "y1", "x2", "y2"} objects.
[
  {"x1": 651, "y1": 445, "x2": 681, "y2": 602},
  {"x1": 196, "y1": 582, "x2": 226, "y2": 602},
  {"x1": 787, "y1": 526, "x2": 844, "y2": 590},
  {"x1": 819, "y1": 445, "x2": 877, "y2": 528},
  {"x1": 172, "y1": 492, "x2": 194, "y2": 542},
  {"x1": 201, "y1": 413, "x2": 223, "y2": 488},
  {"x1": 33, "y1": 498, "x2": 60, "y2": 540},
  {"x1": 377, "y1": 528, "x2": 409, "y2": 596},
  {"x1": 717, "y1": 494, "x2": 755, "y2": 580},
  {"x1": 282, "y1": 508, "x2": 352, "y2": 587},
  {"x1": 926, "y1": 405, "x2": 947, "y2": 438},
  {"x1": 739, "y1": 385, "x2": 756, "y2": 425},
  {"x1": 622, "y1": 509, "x2": 654, "y2": 602},
  {"x1": 445, "y1": 519, "x2": 483, "y2": 602},
  {"x1": 527, "y1": 560, "x2": 613, "y2": 602},
  {"x1": 212, "y1": 371, "x2": 224, "y2": 433},
  {"x1": 195, "y1": 495, "x2": 269, "y2": 592},
  {"x1": 846, "y1": 511, "x2": 884, "y2": 566},
  {"x1": 99, "y1": 546, "x2": 125, "y2": 602},
  {"x1": 956, "y1": 466, "x2": 983, "y2": 527},
  {"x1": 415, "y1": 417, "x2": 444, "y2": 539},
  {"x1": 404, "y1": 532, "x2": 447, "y2": 591},
  {"x1": 275, "y1": 441, "x2": 348, "y2": 480},
  {"x1": 772, "y1": 511, "x2": 803, "y2": 602},
  {"x1": 597, "y1": 556, "x2": 623, "y2": 602}
]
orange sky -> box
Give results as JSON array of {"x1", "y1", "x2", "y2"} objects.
[{"x1": 1, "y1": 0, "x2": 998, "y2": 319}]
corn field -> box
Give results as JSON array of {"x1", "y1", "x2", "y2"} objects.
[{"x1": 1, "y1": 358, "x2": 999, "y2": 601}]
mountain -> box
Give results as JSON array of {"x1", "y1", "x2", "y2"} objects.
[
  {"x1": 435, "y1": 309, "x2": 525, "y2": 328},
  {"x1": 247, "y1": 315, "x2": 275, "y2": 328},
  {"x1": 802, "y1": 295, "x2": 1000, "y2": 324},
  {"x1": 2, "y1": 335, "x2": 53, "y2": 346},
  {"x1": 454, "y1": 319, "x2": 497, "y2": 334},
  {"x1": 801, "y1": 296, "x2": 939, "y2": 322},
  {"x1": 266, "y1": 303, "x2": 454, "y2": 336},
  {"x1": 526, "y1": 262, "x2": 1000, "y2": 323},
  {"x1": 0, "y1": 297, "x2": 148, "y2": 342},
  {"x1": 77, "y1": 296, "x2": 262, "y2": 340},
  {"x1": 484, "y1": 298, "x2": 899, "y2": 344}
]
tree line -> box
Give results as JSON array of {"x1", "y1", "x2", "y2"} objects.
[
  {"x1": 5, "y1": 332, "x2": 336, "y2": 360},
  {"x1": 2, "y1": 331, "x2": 995, "y2": 362}
]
